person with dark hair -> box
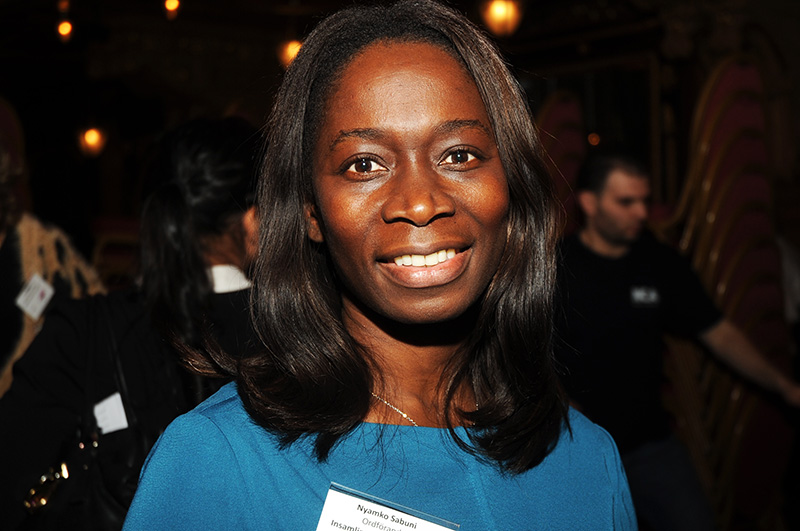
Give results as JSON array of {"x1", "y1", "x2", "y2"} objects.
[
  {"x1": 123, "y1": 2, "x2": 635, "y2": 529},
  {"x1": 137, "y1": 117, "x2": 261, "y2": 397},
  {"x1": 0, "y1": 116, "x2": 261, "y2": 530},
  {"x1": 554, "y1": 152, "x2": 800, "y2": 530}
]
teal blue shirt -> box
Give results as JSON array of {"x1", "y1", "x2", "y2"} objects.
[{"x1": 123, "y1": 384, "x2": 636, "y2": 530}]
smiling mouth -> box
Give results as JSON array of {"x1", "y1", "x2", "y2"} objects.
[{"x1": 393, "y1": 248, "x2": 457, "y2": 267}]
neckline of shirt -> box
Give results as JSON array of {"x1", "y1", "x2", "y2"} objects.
[{"x1": 209, "y1": 264, "x2": 251, "y2": 293}]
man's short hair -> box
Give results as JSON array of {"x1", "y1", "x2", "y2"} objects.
[{"x1": 575, "y1": 152, "x2": 649, "y2": 194}]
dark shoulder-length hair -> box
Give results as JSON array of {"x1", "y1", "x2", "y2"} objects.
[
  {"x1": 240, "y1": 0, "x2": 567, "y2": 474},
  {"x1": 139, "y1": 116, "x2": 258, "y2": 370}
]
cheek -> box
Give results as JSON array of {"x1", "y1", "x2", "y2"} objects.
[
  {"x1": 467, "y1": 177, "x2": 510, "y2": 232},
  {"x1": 314, "y1": 187, "x2": 375, "y2": 257}
]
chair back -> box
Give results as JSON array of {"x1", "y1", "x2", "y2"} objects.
[{"x1": 661, "y1": 54, "x2": 794, "y2": 529}]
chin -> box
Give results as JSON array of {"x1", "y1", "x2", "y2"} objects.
[{"x1": 389, "y1": 305, "x2": 473, "y2": 326}]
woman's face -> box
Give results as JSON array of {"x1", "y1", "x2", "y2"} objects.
[{"x1": 308, "y1": 41, "x2": 509, "y2": 326}]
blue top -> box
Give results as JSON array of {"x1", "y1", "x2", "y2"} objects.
[{"x1": 123, "y1": 384, "x2": 636, "y2": 530}]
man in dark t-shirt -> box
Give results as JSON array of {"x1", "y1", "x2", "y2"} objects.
[
  {"x1": 555, "y1": 153, "x2": 800, "y2": 531},
  {"x1": 558, "y1": 230, "x2": 721, "y2": 453}
]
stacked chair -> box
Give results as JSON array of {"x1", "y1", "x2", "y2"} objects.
[
  {"x1": 654, "y1": 54, "x2": 794, "y2": 530},
  {"x1": 536, "y1": 56, "x2": 795, "y2": 528}
]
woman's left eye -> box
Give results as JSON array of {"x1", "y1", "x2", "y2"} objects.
[{"x1": 442, "y1": 150, "x2": 476, "y2": 165}]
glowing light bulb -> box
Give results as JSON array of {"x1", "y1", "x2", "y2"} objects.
[
  {"x1": 164, "y1": 0, "x2": 180, "y2": 20},
  {"x1": 84, "y1": 129, "x2": 100, "y2": 146},
  {"x1": 57, "y1": 20, "x2": 72, "y2": 42},
  {"x1": 278, "y1": 40, "x2": 302, "y2": 68},
  {"x1": 490, "y1": 1, "x2": 511, "y2": 19},
  {"x1": 587, "y1": 133, "x2": 601, "y2": 146},
  {"x1": 79, "y1": 128, "x2": 107, "y2": 157},
  {"x1": 481, "y1": 0, "x2": 523, "y2": 37}
]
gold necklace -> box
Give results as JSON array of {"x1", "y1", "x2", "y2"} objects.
[{"x1": 370, "y1": 392, "x2": 419, "y2": 427}]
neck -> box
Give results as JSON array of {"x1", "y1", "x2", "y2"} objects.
[
  {"x1": 578, "y1": 227, "x2": 630, "y2": 258},
  {"x1": 203, "y1": 230, "x2": 248, "y2": 269},
  {"x1": 342, "y1": 298, "x2": 477, "y2": 427}
]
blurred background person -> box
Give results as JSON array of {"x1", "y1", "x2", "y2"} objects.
[
  {"x1": 0, "y1": 116, "x2": 261, "y2": 530},
  {"x1": 0, "y1": 96, "x2": 105, "y2": 398},
  {"x1": 554, "y1": 152, "x2": 800, "y2": 531}
]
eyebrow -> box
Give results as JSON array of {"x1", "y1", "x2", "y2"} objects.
[
  {"x1": 434, "y1": 119, "x2": 491, "y2": 137},
  {"x1": 328, "y1": 128, "x2": 384, "y2": 151},
  {"x1": 327, "y1": 119, "x2": 492, "y2": 152}
]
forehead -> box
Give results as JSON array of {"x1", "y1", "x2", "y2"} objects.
[
  {"x1": 319, "y1": 40, "x2": 487, "y2": 129},
  {"x1": 601, "y1": 169, "x2": 650, "y2": 198},
  {"x1": 331, "y1": 38, "x2": 466, "y2": 87}
]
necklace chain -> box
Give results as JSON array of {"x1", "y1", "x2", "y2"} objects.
[{"x1": 370, "y1": 392, "x2": 419, "y2": 427}]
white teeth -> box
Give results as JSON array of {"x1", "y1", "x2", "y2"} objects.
[{"x1": 393, "y1": 248, "x2": 458, "y2": 267}]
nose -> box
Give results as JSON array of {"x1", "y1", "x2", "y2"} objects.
[
  {"x1": 380, "y1": 164, "x2": 456, "y2": 226},
  {"x1": 633, "y1": 201, "x2": 649, "y2": 221}
]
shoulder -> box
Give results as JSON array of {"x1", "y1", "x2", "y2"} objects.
[
  {"x1": 16, "y1": 213, "x2": 104, "y2": 296},
  {"x1": 544, "y1": 408, "x2": 628, "y2": 484},
  {"x1": 43, "y1": 290, "x2": 145, "y2": 339},
  {"x1": 516, "y1": 409, "x2": 636, "y2": 528},
  {"x1": 632, "y1": 231, "x2": 704, "y2": 288},
  {"x1": 189, "y1": 382, "x2": 248, "y2": 422},
  {"x1": 131, "y1": 385, "x2": 250, "y2": 487},
  {"x1": 148, "y1": 383, "x2": 274, "y2": 458},
  {"x1": 125, "y1": 384, "x2": 277, "y2": 528},
  {"x1": 90, "y1": 289, "x2": 148, "y2": 329},
  {"x1": 209, "y1": 288, "x2": 250, "y2": 306},
  {"x1": 563, "y1": 408, "x2": 621, "y2": 451},
  {"x1": 632, "y1": 230, "x2": 684, "y2": 262},
  {"x1": 19, "y1": 294, "x2": 98, "y2": 360}
]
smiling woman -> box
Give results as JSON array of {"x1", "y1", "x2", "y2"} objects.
[
  {"x1": 307, "y1": 42, "x2": 509, "y2": 327},
  {"x1": 122, "y1": 1, "x2": 636, "y2": 529}
]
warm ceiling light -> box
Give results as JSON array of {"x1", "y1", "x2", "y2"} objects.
[
  {"x1": 164, "y1": 0, "x2": 180, "y2": 20},
  {"x1": 587, "y1": 132, "x2": 601, "y2": 146},
  {"x1": 278, "y1": 39, "x2": 302, "y2": 69},
  {"x1": 57, "y1": 0, "x2": 70, "y2": 13},
  {"x1": 481, "y1": 0, "x2": 523, "y2": 37},
  {"x1": 79, "y1": 127, "x2": 107, "y2": 157},
  {"x1": 57, "y1": 20, "x2": 72, "y2": 42}
]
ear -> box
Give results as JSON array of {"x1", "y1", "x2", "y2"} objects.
[
  {"x1": 305, "y1": 203, "x2": 324, "y2": 243},
  {"x1": 242, "y1": 206, "x2": 259, "y2": 260},
  {"x1": 242, "y1": 206, "x2": 258, "y2": 236},
  {"x1": 576, "y1": 190, "x2": 598, "y2": 219}
]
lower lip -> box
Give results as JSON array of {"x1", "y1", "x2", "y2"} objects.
[{"x1": 379, "y1": 249, "x2": 470, "y2": 289}]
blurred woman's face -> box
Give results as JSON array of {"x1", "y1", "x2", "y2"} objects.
[{"x1": 307, "y1": 41, "x2": 509, "y2": 326}]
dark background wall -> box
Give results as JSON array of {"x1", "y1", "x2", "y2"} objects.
[{"x1": 1, "y1": 0, "x2": 799, "y2": 256}]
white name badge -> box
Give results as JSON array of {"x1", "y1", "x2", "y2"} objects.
[
  {"x1": 316, "y1": 483, "x2": 459, "y2": 531},
  {"x1": 15, "y1": 273, "x2": 54, "y2": 320},
  {"x1": 94, "y1": 392, "x2": 129, "y2": 434}
]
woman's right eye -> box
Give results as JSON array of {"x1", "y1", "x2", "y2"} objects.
[{"x1": 346, "y1": 157, "x2": 386, "y2": 174}]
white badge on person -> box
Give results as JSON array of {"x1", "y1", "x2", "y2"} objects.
[
  {"x1": 15, "y1": 273, "x2": 55, "y2": 320},
  {"x1": 94, "y1": 392, "x2": 129, "y2": 434},
  {"x1": 316, "y1": 483, "x2": 459, "y2": 531}
]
